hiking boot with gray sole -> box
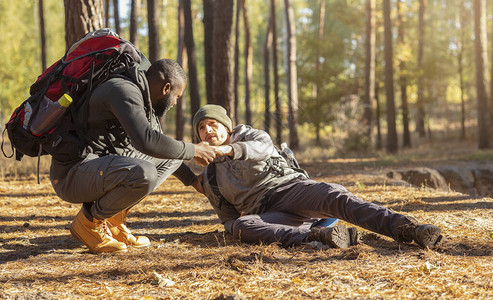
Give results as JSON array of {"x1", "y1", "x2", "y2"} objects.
[
  {"x1": 308, "y1": 225, "x2": 351, "y2": 249},
  {"x1": 414, "y1": 224, "x2": 443, "y2": 248}
]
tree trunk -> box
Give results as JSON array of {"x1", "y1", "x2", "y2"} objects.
[
  {"x1": 263, "y1": 9, "x2": 273, "y2": 134},
  {"x1": 383, "y1": 0, "x2": 398, "y2": 154},
  {"x1": 459, "y1": 51, "x2": 466, "y2": 140},
  {"x1": 113, "y1": 0, "x2": 120, "y2": 34},
  {"x1": 233, "y1": 0, "x2": 241, "y2": 124},
  {"x1": 184, "y1": 0, "x2": 201, "y2": 142},
  {"x1": 397, "y1": 0, "x2": 410, "y2": 148},
  {"x1": 364, "y1": 0, "x2": 375, "y2": 148},
  {"x1": 147, "y1": 0, "x2": 161, "y2": 62},
  {"x1": 474, "y1": 0, "x2": 491, "y2": 149},
  {"x1": 313, "y1": 0, "x2": 325, "y2": 99},
  {"x1": 129, "y1": 0, "x2": 141, "y2": 48},
  {"x1": 212, "y1": 0, "x2": 235, "y2": 120},
  {"x1": 314, "y1": 0, "x2": 325, "y2": 146},
  {"x1": 38, "y1": 0, "x2": 47, "y2": 72},
  {"x1": 175, "y1": 0, "x2": 186, "y2": 141},
  {"x1": 150, "y1": 0, "x2": 163, "y2": 129},
  {"x1": 400, "y1": 75, "x2": 410, "y2": 147},
  {"x1": 104, "y1": 0, "x2": 110, "y2": 27},
  {"x1": 416, "y1": 0, "x2": 426, "y2": 137},
  {"x1": 490, "y1": 0, "x2": 493, "y2": 134},
  {"x1": 64, "y1": 0, "x2": 104, "y2": 50},
  {"x1": 284, "y1": 0, "x2": 299, "y2": 149},
  {"x1": 457, "y1": 1, "x2": 466, "y2": 140},
  {"x1": 375, "y1": 83, "x2": 382, "y2": 150},
  {"x1": 271, "y1": 0, "x2": 281, "y2": 146},
  {"x1": 243, "y1": 0, "x2": 252, "y2": 125},
  {"x1": 203, "y1": 0, "x2": 215, "y2": 104}
]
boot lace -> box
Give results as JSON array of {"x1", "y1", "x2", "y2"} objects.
[
  {"x1": 396, "y1": 223, "x2": 416, "y2": 243},
  {"x1": 95, "y1": 219, "x2": 110, "y2": 237},
  {"x1": 395, "y1": 216, "x2": 419, "y2": 243}
]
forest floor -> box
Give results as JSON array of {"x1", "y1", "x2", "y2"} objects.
[{"x1": 0, "y1": 138, "x2": 492, "y2": 299}]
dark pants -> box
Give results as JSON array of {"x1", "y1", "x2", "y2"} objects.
[
  {"x1": 231, "y1": 179, "x2": 412, "y2": 248},
  {"x1": 52, "y1": 151, "x2": 182, "y2": 220}
]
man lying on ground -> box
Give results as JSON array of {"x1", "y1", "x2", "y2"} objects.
[{"x1": 185, "y1": 104, "x2": 443, "y2": 249}]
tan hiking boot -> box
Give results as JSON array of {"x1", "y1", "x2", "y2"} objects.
[
  {"x1": 70, "y1": 207, "x2": 127, "y2": 253},
  {"x1": 107, "y1": 209, "x2": 150, "y2": 247}
]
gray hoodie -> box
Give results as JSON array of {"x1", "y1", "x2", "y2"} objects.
[{"x1": 203, "y1": 125, "x2": 307, "y2": 226}]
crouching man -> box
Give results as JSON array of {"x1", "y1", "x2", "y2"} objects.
[
  {"x1": 188, "y1": 104, "x2": 443, "y2": 249},
  {"x1": 52, "y1": 60, "x2": 216, "y2": 253}
]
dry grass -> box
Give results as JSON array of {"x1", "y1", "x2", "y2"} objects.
[{"x1": 1, "y1": 141, "x2": 493, "y2": 299}]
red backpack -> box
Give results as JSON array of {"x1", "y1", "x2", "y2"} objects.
[{"x1": 2, "y1": 28, "x2": 145, "y2": 163}]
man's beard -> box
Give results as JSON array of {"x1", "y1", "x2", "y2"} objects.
[{"x1": 153, "y1": 94, "x2": 172, "y2": 118}]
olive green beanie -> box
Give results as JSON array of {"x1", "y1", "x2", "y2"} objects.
[{"x1": 192, "y1": 104, "x2": 233, "y2": 140}]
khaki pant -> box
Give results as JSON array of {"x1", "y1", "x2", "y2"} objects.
[{"x1": 53, "y1": 151, "x2": 182, "y2": 220}]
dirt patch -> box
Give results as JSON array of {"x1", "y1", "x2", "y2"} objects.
[{"x1": 1, "y1": 160, "x2": 492, "y2": 299}]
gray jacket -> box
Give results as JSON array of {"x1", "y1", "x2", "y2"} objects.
[{"x1": 203, "y1": 125, "x2": 307, "y2": 228}]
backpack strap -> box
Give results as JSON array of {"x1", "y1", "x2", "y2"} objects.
[
  {"x1": 206, "y1": 162, "x2": 227, "y2": 210},
  {"x1": 107, "y1": 66, "x2": 152, "y2": 122},
  {"x1": 36, "y1": 144, "x2": 43, "y2": 184},
  {"x1": 276, "y1": 145, "x2": 309, "y2": 178},
  {"x1": 1, "y1": 127, "x2": 14, "y2": 159}
]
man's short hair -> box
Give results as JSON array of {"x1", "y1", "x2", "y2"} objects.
[{"x1": 146, "y1": 59, "x2": 187, "y2": 87}]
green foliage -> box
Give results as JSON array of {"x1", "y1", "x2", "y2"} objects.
[
  {"x1": 342, "y1": 126, "x2": 371, "y2": 153},
  {"x1": 462, "y1": 150, "x2": 493, "y2": 161},
  {"x1": 0, "y1": 0, "x2": 38, "y2": 114},
  {"x1": 297, "y1": 0, "x2": 365, "y2": 131},
  {"x1": 0, "y1": 0, "x2": 64, "y2": 120},
  {"x1": 0, "y1": 0, "x2": 489, "y2": 148}
]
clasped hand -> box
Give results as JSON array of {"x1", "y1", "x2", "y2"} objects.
[{"x1": 193, "y1": 142, "x2": 233, "y2": 167}]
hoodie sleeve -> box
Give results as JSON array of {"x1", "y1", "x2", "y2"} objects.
[
  {"x1": 102, "y1": 79, "x2": 195, "y2": 160},
  {"x1": 229, "y1": 127, "x2": 276, "y2": 161}
]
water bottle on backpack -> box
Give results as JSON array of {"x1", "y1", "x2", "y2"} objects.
[
  {"x1": 30, "y1": 93, "x2": 73, "y2": 135},
  {"x1": 280, "y1": 142, "x2": 298, "y2": 168}
]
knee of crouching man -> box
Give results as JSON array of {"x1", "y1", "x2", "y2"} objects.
[{"x1": 129, "y1": 161, "x2": 158, "y2": 195}]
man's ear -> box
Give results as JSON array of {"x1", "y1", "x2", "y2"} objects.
[{"x1": 163, "y1": 82, "x2": 171, "y2": 96}]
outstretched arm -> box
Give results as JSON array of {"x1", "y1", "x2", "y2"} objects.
[{"x1": 228, "y1": 128, "x2": 276, "y2": 161}]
